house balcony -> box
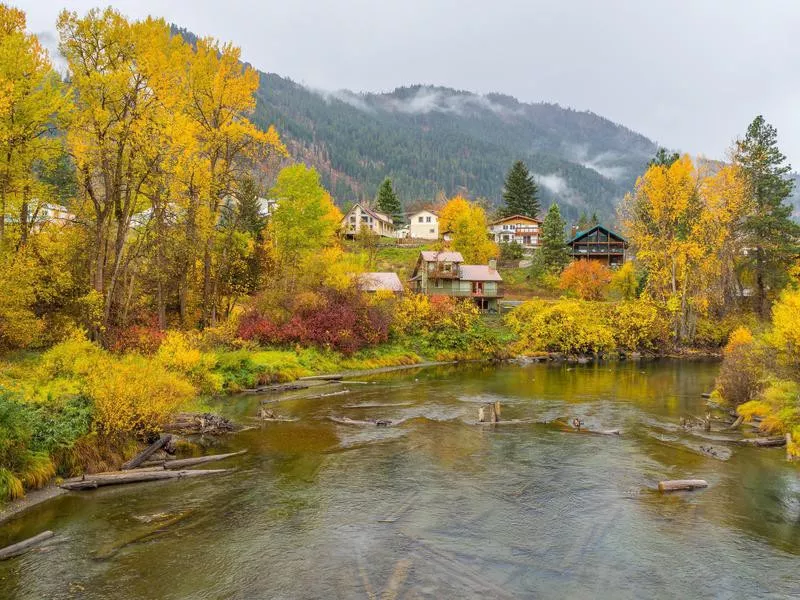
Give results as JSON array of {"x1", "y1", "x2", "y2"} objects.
[
  {"x1": 427, "y1": 267, "x2": 459, "y2": 279},
  {"x1": 430, "y1": 286, "x2": 504, "y2": 299}
]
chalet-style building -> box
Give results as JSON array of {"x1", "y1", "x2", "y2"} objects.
[
  {"x1": 358, "y1": 272, "x2": 404, "y2": 294},
  {"x1": 409, "y1": 250, "x2": 503, "y2": 311},
  {"x1": 567, "y1": 224, "x2": 628, "y2": 267},
  {"x1": 488, "y1": 214, "x2": 542, "y2": 249},
  {"x1": 341, "y1": 203, "x2": 396, "y2": 238},
  {"x1": 408, "y1": 209, "x2": 439, "y2": 240}
]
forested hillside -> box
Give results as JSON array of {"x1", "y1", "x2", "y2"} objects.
[{"x1": 249, "y1": 75, "x2": 659, "y2": 221}]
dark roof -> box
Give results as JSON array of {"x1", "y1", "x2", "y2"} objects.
[{"x1": 567, "y1": 224, "x2": 628, "y2": 245}]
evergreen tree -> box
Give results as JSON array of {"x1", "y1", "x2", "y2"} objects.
[
  {"x1": 649, "y1": 148, "x2": 680, "y2": 168},
  {"x1": 576, "y1": 210, "x2": 599, "y2": 231},
  {"x1": 376, "y1": 177, "x2": 403, "y2": 224},
  {"x1": 734, "y1": 115, "x2": 800, "y2": 317},
  {"x1": 501, "y1": 160, "x2": 540, "y2": 218},
  {"x1": 235, "y1": 176, "x2": 266, "y2": 238},
  {"x1": 538, "y1": 203, "x2": 570, "y2": 273}
]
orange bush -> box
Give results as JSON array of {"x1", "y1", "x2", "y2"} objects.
[{"x1": 558, "y1": 261, "x2": 612, "y2": 300}]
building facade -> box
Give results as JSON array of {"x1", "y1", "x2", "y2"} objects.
[
  {"x1": 408, "y1": 209, "x2": 439, "y2": 240},
  {"x1": 567, "y1": 224, "x2": 628, "y2": 267},
  {"x1": 341, "y1": 203, "x2": 396, "y2": 237},
  {"x1": 488, "y1": 214, "x2": 542, "y2": 249},
  {"x1": 409, "y1": 251, "x2": 503, "y2": 311}
]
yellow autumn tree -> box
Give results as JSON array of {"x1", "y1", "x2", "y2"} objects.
[
  {"x1": 439, "y1": 195, "x2": 498, "y2": 263},
  {"x1": 0, "y1": 5, "x2": 70, "y2": 243},
  {"x1": 620, "y1": 155, "x2": 749, "y2": 343}
]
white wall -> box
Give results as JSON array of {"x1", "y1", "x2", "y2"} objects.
[{"x1": 409, "y1": 210, "x2": 439, "y2": 239}]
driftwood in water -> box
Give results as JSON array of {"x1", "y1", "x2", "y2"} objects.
[
  {"x1": 122, "y1": 435, "x2": 173, "y2": 470},
  {"x1": 658, "y1": 479, "x2": 708, "y2": 492},
  {"x1": 163, "y1": 413, "x2": 235, "y2": 435},
  {"x1": 160, "y1": 450, "x2": 246, "y2": 470},
  {"x1": 737, "y1": 437, "x2": 786, "y2": 447},
  {"x1": 0, "y1": 530, "x2": 54, "y2": 561},
  {"x1": 94, "y1": 511, "x2": 193, "y2": 560},
  {"x1": 300, "y1": 374, "x2": 344, "y2": 381},
  {"x1": 478, "y1": 401, "x2": 501, "y2": 423},
  {"x1": 328, "y1": 416, "x2": 395, "y2": 427},
  {"x1": 60, "y1": 468, "x2": 231, "y2": 491},
  {"x1": 245, "y1": 382, "x2": 312, "y2": 393},
  {"x1": 309, "y1": 389, "x2": 350, "y2": 399},
  {"x1": 723, "y1": 415, "x2": 744, "y2": 431}
]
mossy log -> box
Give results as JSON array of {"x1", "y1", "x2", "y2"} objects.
[
  {"x1": 0, "y1": 530, "x2": 54, "y2": 560},
  {"x1": 161, "y1": 450, "x2": 246, "y2": 469},
  {"x1": 658, "y1": 479, "x2": 708, "y2": 492},
  {"x1": 60, "y1": 468, "x2": 231, "y2": 491}
]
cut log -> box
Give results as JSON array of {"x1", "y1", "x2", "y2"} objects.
[
  {"x1": 658, "y1": 479, "x2": 708, "y2": 492},
  {"x1": 122, "y1": 434, "x2": 173, "y2": 470},
  {"x1": 0, "y1": 530, "x2": 55, "y2": 560},
  {"x1": 737, "y1": 437, "x2": 786, "y2": 447},
  {"x1": 60, "y1": 468, "x2": 231, "y2": 491},
  {"x1": 701, "y1": 392, "x2": 712, "y2": 399},
  {"x1": 161, "y1": 450, "x2": 246, "y2": 470}
]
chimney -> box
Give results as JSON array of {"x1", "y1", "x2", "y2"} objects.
[
  {"x1": 488, "y1": 258, "x2": 497, "y2": 270},
  {"x1": 571, "y1": 225, "x2": 579, "y2": 237}
]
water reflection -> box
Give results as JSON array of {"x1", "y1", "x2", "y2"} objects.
[{"x1": 2, "y1": 360, "x2": 799, "y2": 599}]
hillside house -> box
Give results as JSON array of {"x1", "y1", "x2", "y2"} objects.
[
  {"x1": 488, "y1": 214, "x2": 542, "y2": 250},
  {"x1": 567, "y1": 224, "x2": 628, "y2": 267},
  {"x1": 409, "y1": 250, "x2": 503, "y2": 311},
  {"x1": 341, "y1": 203, "x2": 396, "y2": 238},
  {"x1": 358, "y1": 272, "x2": 404, "y2": 294},
  {"x1": 408, "y1": 209, "x2": 439, "y2": 239}
]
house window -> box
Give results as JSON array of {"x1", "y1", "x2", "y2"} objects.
[
  {"x1": 350, "y1": 216, "x2": 355, "y2": 223},
  {"x1": 418, "y1": 216, "x2": 424, "y2": 223},
  {"x1": 523, "y1": 236, "x2": 531, "y2": 244},
  {"x1": 429, "y1": 229, "x2": 435, "y2": 234},
  {"x1": 426, "y1": 216, "x2": 431, "y2": 223},
  {"x1": 442, "y1": 263, "x2": 452, "y2": 272},
  {"x1": 472, "y1": 281, "x2": 484, "y2": 295},
  {"x1": 435, "y1": 279, "x2": 443, "y2": 288}
]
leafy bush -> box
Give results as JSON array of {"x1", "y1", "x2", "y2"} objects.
[
  {"x1": 610, "y1": 297, "x2": 669, "y2": 351},
  {"x1": 609, "y1": 262, "x2": 639, "y2": 300},
  {"x1": 714, "y1": 327, "x2": 765, "y2": 407},
  {"x1": 499, "y1": 241, "x2": 524, "y2": 262},
  {"x1": 239, "y1": 288, "x2": 391, "y2": 354},
  {"x1": 86, "y1": 355, "x2": 194, "y2": 437},
  {"x1": 108, "y1": 323, "x2": 166, "y2": 355},
  {"x1": 157, "y1": 331, "x2": 223, "y2": 394},
  {"x1": 557, "y1": 261, "x2": 612, "y2": 300},
  {"x1": 506, "y1": 299, "x2": 614, "y2": 355},
  {"x1": 767, "y1": 289, "x2": 800, "y2": 370}
]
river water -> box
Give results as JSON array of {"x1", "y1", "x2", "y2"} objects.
[{"x1": 1, "y1": 360, "x2": 799, "y2": 599}]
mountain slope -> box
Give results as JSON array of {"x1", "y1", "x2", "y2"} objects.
[{"x1": 249, "y1": 76, "x2": 660, "y2": 221}]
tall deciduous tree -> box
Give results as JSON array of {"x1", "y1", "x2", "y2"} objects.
[
  {"x1": 375, "y1": 177, "x2": 402, "y2": 224},
  {"x1": 733, "y1": 115, "x2": 800, "y2": 317},
  {"x1": 538, "y1": 203, "x2": 570, "y2": 273},
  {"x1": 439, "y1": 195, "x2": 498, "y2": 263},
  {"x1": 620, "y1": 155, "x2": 749, "y2": 343},
  {"x1": 501, "y1": 160, "x2": 540, "y2": 219},
  {"x1": 0, "y1": 5, "x2": 70, "y2": 244}
]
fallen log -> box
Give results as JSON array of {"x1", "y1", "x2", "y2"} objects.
[
  {"x1": 0, "y1": 530, "x2": 55, "y2": 561},
  {"x1": 300, "y1": 374, "x2": 344, "y2": 381},
  {"x1": 122, "y1": 434, "x2": 173, "y2": 470},
  {"x1": 161, "y1": 450, "x2": 246, "y2": 470},
  {"x1": 658, "y1": 479, "x2": 708, "y2": 492},
  {"x1": 94, "y1": 511, "x2": 192, "y2": 560},
  {"x1": 244, "y1": 382, "x2": 311, "y2": 393},
  {"x1": 737, "y1": 437, "x2": 786, "y2": 447},
  {"x1": 60, "y1": 468, "x2": 231, "y2": 491},
  {"x1": 328, "y1": 416, "x2": 397, "y2": 427},
  {"x1": 162, "y1": 413, "x2": 236, "y2": 435},
  {"x1": 701, "y1": 392, "x2": 712, "y2": 399},
  {"x1": 309, "y1": 389, "x2": 350, "y2": 399},
  {"x1": 723, "y1": 415, "x2": 744, "y2": 431}
]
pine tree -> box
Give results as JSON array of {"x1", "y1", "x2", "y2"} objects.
[
  {"x1": 734, "y1": 115, "x2": 800, "y2": 317},
  {"x1": 501, "y1": 160, "x2": 540, "y2": 218},
  {"x1": 538, "y1": 203, "x2": 570, "y2": 273},
  {"x1": 649, "y1": 148, "x2": 680, "y2": 168},
  {"x1": 376, "y1": 177, "x2": 402, "y2": 224},
  {"x1": 235, "y1": 176, "x2": 266, "y2": 238}
]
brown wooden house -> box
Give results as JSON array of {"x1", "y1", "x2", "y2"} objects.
[{"x1": 567, "y1": 225, "x2": 628, "y2": 267}]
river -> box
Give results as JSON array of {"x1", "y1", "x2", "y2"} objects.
[{"x1": 1, "y1": 360, "x2": 799, "y2": 599}]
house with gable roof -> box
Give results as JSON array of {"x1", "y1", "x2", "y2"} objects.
[{"x1": 409, "y1": 250, "x2": 503, "y2": 311}]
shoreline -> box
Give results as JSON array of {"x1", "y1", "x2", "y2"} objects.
[{"x1": 0, "y1": 485, "x2": 67, "y2": 526}]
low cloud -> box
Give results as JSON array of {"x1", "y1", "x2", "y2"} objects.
[
  {"x1": 309, "y1": 84, "x2": 520, "y2": 117},
  {"x1": 565, "y1": 143, "x2": 628, "y2": 181}
]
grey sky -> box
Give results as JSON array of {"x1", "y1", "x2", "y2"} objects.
[{"x1": 19, "y1": 0, "x2": 800, "y2": 165}]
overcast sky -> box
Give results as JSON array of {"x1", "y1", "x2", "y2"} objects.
[{"x1": 18, "y1": 0, "x2": 800, "y2": 165}]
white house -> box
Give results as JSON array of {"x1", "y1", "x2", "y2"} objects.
[
  {"x1": 341, "y1": 202, "x2": 396, "y2": 237},
  {"x1": 488, "y1": 214, "x2": 542, "y2": 250},
  {"x1": 408, "y1": 209, "x2": 439, "y2": 240}
]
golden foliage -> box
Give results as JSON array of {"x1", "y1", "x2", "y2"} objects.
[
  {"x1": 438, "y1": 196, "x2": 498, "y2": 263},
  {"x1": 558, "y1": 260, "x2": 612, "y2": 300}
]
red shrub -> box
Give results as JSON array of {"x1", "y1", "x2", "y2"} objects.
[
  {"x1": 238, "y1": 288, "x2": 390, "y2": 354},
  {"x1": 108, "y1": 324, "x2": 165, "y2": 355}
]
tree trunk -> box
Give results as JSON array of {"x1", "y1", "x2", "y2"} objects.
[
  {"x1": 121, "y1": 434, "x2": 173, "y2": 470},
  {"x1": 60, "y1": 468, "x2": 231, "y2": 491},
  {"x1": 0, "y1": 531, "x2": 54, "y2": 561}
]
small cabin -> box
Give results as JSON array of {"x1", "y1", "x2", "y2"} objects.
[
  {"x1": 567, "y1": 224, "x2": 628, "y2": 267},
  {"x1": 408, "y1": 209, "x2": 439, "y2": 240}
]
